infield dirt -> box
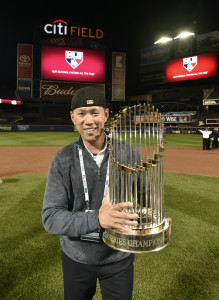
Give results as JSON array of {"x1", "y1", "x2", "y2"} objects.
[{"x1": 0, "y1": 146, "x2": 218, "y2": 178}]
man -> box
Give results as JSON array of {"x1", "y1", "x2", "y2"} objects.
[
  {"x1": 199, "y1": 128, "x2": 212, "y2": 150},
  {"x1": 42, "y1": 86, "x2": 138, "y2": 300},
  {"x1": 211, "y1": 128, "x2": 219, "y2": 149}
]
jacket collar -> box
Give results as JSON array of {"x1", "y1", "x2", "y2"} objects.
[
  {"x1": 75, "y1": 134, "x2": 109, "y2": 153},
  {"x1": 76, "y1": 135, "x2": 85, "y2": 150}
]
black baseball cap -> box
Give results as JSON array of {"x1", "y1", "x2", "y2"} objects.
[{"x1": 71, "y1": 86, "x2": 106, "y2": 110}]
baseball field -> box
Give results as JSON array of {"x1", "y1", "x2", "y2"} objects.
[{"x1": 0, "y1": 132, "x2": 219, "y2": 299}]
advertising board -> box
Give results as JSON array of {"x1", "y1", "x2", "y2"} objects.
[
  {"x1": 40, "y1": 80, "x2": 105, "y2": 99},
  {"x1": 17, "y1": 44, "x2": 33, "y2": 79}
]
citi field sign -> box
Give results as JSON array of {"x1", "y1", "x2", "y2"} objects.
[
  {"x1": 166, "y1": 52, "x2": 218, "y2": 82},
  {"x1": 44, "y1": 19, "x2": 103, "y2": 39}
]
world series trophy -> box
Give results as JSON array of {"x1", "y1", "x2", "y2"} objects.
[{"x1": 103, "y1": 104, "x2": 171, "y2": 253}]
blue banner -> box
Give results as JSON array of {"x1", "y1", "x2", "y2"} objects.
[
  {"x1": 140, "y1": 44, "x2": 171, "y2": 66},
  {"x1": 17, "y1": 80, "x2": 32, "y2": 98},
  {"x1": 161, "y1": 115, "x2": 191, "y2": 123}
]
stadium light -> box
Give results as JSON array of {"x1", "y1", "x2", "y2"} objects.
[
  {"x1": 154, "y1": 37, "x2": 173, "y2": 44},
  {"x1": 174, "y1": 31, "x2": 195, "y2": 39},
  {"x1": 154, "y1": 31, "x2": 195, "y2": 45}
]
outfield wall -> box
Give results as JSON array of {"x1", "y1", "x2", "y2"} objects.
[
  {"x1": 0, "y1": 124, "x2": 218, "y2": 133},
  {"x1": 0, "y1": 124, "x2": 74, "y2": 132}
]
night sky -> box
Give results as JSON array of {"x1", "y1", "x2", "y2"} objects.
[{"x1": 1, "y1": 0, "x2": 219, "y2": 95}]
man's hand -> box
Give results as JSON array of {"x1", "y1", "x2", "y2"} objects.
[
  {"x1": 99, "y1": 188, "x2": 138, "y2": 234},
  {"x1": 167, "y1": 217, "x2": 172, "y2": 224}
]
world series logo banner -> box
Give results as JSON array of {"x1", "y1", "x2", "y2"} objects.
[
  {"x1": 166, "y1": 52, "x2": 217, "y2": 82},
  {"x1": 183, "y1": 56, "x2": 197, "y2": 72},
  {"x1": 65, "y1": 51, "x2": 83, "y2": 69}
]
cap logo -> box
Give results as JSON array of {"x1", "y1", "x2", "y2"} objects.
[{"x1": 86, "y1": 99, "x2": 94, "y2": 104}]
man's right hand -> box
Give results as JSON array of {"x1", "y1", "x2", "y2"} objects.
[{"x1": 99, "y1": 188, "x2": 138, "y2": 234}]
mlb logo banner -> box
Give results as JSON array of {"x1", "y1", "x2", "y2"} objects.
[
  {"x1": 65, "y1": 51, "x2": 83, "y2": 69},
  {"x1": 183, "y1": 56, "x2": 197, "y2": 72}
]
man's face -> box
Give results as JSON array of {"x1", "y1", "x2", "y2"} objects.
[{"x1": 70, "y1": 106, "x2": 109, "y2": 143}]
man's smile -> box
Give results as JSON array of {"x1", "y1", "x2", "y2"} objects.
[{"x1": 84, "y1": 128, "x2": 97, "y2": 133}]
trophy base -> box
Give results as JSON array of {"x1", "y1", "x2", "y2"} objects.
[{"x1": 102, "y1": 218, "x2": 171, "y2": 253}]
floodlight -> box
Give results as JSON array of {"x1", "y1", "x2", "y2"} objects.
[
  {"x1": 154, "y1": 37, "x2": 173, "y2": 44},
  {"x1": 174, "y1": 32, "x2": 194, "y2": 39}
]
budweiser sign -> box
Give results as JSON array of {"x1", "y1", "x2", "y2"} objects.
[{"x1": 40, "y1": 81, "x2": 105, "y2": 99}]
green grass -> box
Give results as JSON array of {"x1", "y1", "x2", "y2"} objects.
[
  {"x1": 0, "y1": 132, "x2": 202, "y2": 148},
  {"x1": 164, "y1": 133, "x2": 202, "y2": 147},
  {"x1": 0, "y1": 174, "x2": 63, "y2": 299},
  {"x1": 0, "y1": 173, "x2": 218, "y2": 299},
  {"x1": 0, "y1": 132, "x2": 79, "y2": 147}
]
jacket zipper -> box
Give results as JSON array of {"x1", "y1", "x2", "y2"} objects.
[{"x1": 98, "y1": 168, "x2": 101, "y2": 180}]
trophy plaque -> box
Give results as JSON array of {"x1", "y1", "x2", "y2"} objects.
[{"x1": 103, "y1": 104, "x2": 171, "y2": 253}]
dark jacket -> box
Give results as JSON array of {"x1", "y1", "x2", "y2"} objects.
[{"x1": 42, "y1": 136, "x2": 130, "y2": 264}]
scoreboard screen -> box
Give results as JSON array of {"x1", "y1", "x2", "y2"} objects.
[
  {"x1": 41, "y1": 46, "x2": 105, "y2": 83},
  {"x1": 166, "y1": 52, "x2": 217, "y2": 82}
]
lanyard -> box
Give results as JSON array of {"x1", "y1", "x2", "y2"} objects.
[{"x1": 78, "y1": 148, "x2": 109, "y2": 210}]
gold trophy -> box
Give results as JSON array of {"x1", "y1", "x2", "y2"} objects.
[{"x1": 103, "y1": 104, "x2": 171, "y2": 253}]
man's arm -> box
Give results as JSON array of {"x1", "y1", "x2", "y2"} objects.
[{"x1": 42, "y1": 156, "x2": 100, "y2": 237}]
